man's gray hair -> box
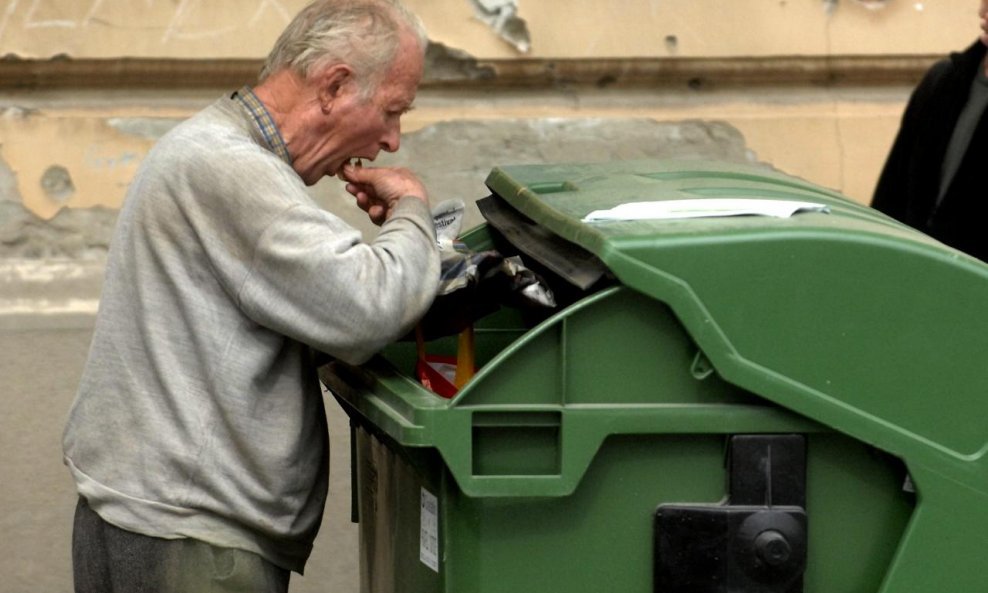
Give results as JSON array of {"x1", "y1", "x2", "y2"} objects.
[{"x1": 259, "y1": 0, "x2": 427, "y2": 96}]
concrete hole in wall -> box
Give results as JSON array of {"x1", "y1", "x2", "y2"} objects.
[
  {"x1": 41, "y1": 165, "x2": 75, "y2": 203},
  {"x1": 665, "y1": 35, "x2": 679, "y2": 55}
]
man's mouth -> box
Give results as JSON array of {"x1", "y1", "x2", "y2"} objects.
[{"x1": 336, "y1": 157, "x2": 363, "y2": 180}]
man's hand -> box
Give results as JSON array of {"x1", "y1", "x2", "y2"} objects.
[{"x1": 340, "y1": 163, "x2": 429, "y2": 226}]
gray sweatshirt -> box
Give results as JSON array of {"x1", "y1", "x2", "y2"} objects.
[{"x1": 62, "y1": 94, "x2": 440, "y2": 573}]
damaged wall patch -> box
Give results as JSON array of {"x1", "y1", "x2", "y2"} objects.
[
  {"x1": 41, "y1": 165, "x2": 75, "y2": 203},
  {"x1": 469, "y1": 0, "x2": 531, "y2": 53}
]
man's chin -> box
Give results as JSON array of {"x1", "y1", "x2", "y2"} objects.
[{"x1": 298, "y1": 172, "x2": 323, "y2": 187}]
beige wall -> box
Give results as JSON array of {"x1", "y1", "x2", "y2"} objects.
[
  {"x1": 1, "y1": 86, "x2": 912, "y2": 222},
  {"x1": 0, "y1": 0, "x2": 982, "y2": 221},
  {"x1": 0, "y1": 0, "x2": 977, "y2": 58}
]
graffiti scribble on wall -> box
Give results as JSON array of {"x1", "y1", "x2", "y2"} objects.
[{"x1": 0, "y1": 0, "x2": 295, "y2": 45}]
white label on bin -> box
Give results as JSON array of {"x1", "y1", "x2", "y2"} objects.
[{"x1": 420, "y1": 488, "x2": 439, "y2": 572}]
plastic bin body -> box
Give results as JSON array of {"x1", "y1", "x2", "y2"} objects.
[{"x1": 321, "y1": 159, "x2": 988, "y2": 593}]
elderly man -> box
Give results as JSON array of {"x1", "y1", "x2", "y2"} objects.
[{"x1": 62, "y1": 0, "x2": 439, "y2": 590}]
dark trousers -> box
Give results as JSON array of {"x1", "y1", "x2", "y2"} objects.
[{"x1": 72, "y1": 497, "x2": 291, "y2": 593}]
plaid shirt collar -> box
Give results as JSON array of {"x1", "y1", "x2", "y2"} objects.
[{"x1": 231, "y1": 85, "x2": 292, "y2": 165}]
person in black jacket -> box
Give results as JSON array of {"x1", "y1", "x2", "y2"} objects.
[{"x1": 871, "y1": 0, "x2": 988, "y2": 262}]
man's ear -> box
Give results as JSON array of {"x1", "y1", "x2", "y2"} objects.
[{"x1": 317, "y1": 64, "x2": 354, "y2": 113}]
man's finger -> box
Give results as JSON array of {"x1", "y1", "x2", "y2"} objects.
[{"x1": 341, "y1": 162, "x2": 370, "y2": 182}]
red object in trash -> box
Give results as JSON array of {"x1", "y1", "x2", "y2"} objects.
[
  {"x1": 415, "y1": 324, "x2": 476, "y2": 398},
  {"x1": 416, "y1": 354, "x2": 459, "y2": 398}
]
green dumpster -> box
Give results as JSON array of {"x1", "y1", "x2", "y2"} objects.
[{"x1": 320, "y1": 159, "x2": 988, "y2": 593}]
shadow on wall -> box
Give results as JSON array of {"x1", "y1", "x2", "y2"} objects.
[{"x1": 0, "y1": 118, "x2": 756, "y2": 259}]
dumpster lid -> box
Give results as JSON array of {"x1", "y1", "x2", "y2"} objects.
[
  {"x1": 482, "y1": 158, "x2": 983, "y2": 300},
  {"x1": 483, "y1": 159, "x2": 988, "y2": 462},
  {"x1": 485, "y1": 159, "x2": 918, "y2": 266}
]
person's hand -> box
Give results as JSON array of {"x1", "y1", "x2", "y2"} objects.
[{"x1": 340, "y1": 163, "x2": 428, "y2": 226}]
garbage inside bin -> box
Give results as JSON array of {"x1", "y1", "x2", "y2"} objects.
[
  {"x1": 414, "y1": 199, "x2": 557, "y2": 396},
  {"x1": 321, "y1": 159, "x2": 988, "y2": 593}
]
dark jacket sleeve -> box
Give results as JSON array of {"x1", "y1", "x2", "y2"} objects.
[{"x1": 870, "y1": 59, "x2": 954, "y2": 219}]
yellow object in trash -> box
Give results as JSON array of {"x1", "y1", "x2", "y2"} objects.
[
  {"x1": 415, "y1": 324, "x2": 476, "y2": 397},
  {"x1": 454, "y1": 325, "x2": 476, "y2": 389}
]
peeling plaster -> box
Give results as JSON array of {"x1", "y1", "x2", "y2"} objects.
[
  {"x1": 107, "y1": 117, "x2": 183, "y2": 141},
  {"x1": 1, "y1": 117, "x2": 752, "y2": 259},
  {"x1": 1, "y1": 113, "x2": 155, "y2": 219},
  {"x1": 0, "y1": 152, "x2": 22, "y2": 203},
  {"x1": 0, "y1": 201, "x2": 115, "y2": 259},
  {"x1": 469, "y1": 0, "x2": 530, "y2": 54},
  {"x1": 310, "y1": 117, "x2": 755, "y2": 234},
  {"x1": 424, "y1": 41, "x2": 496, "y2": 82}
]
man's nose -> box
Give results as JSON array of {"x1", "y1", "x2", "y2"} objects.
[{"x1": 380, "y1": 123, "x2": 401, "y2": 153}]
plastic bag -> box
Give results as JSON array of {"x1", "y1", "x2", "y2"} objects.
[{"x1": 417, "y1": 199, "x2": 556, "y2": 340}]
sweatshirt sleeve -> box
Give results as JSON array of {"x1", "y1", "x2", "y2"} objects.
[
  {"x1": 237, "y1": 196, "x2": 440, "y2": 365},
  {"x1": 160, "y1": 116, "x2": 440, "y2": 365}
]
